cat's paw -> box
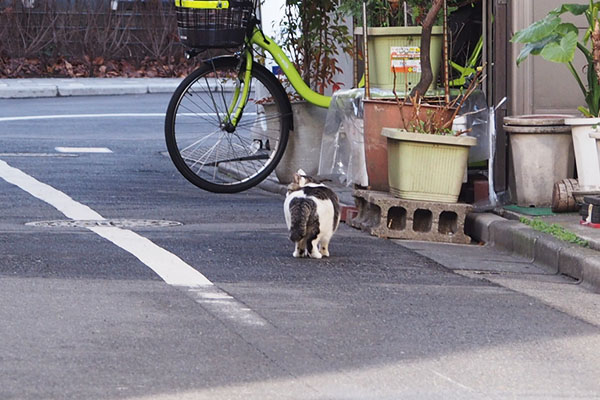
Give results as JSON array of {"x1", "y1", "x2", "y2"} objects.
[
  {"x1": 293, "y1": 250, "x2": 301, "y2": 258},
  {"x1": 309, "y1": 251, "x2": 322, "y2": 259},
  {"x1": 320, "y1": 249, "x2": 330, "y2": 257}
]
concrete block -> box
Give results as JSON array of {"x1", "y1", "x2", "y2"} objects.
[
  {"x1": 509, "y1": 225, "x2": 542, "y2": 261},
  {"x1": 533, "y1": 235, "x2": 563, "y2": 274},
  {"x1": 487, "y1": 220, "x2": 522, "y2": 251},
  {"x1": 0, "y1": 84, "x2": 58, "y2": 98},
  {"x1": 558, "y1": 246, "x2": 584, "y2": 282},
  {"x1": 58, "y1": 82, "x2": 147, "y2": 96},
  {"x1": 465, "y1": 212, "x2": 505, "y2": 244},
  {"x1": 147, "y1": 79, "x2": 183, "y2": 93},
  {"x1": 349, "y1": 189, "x2": 473, "y2": 244},
  {"x1": 581, "y1": 255, "x2": 600, "y2": 293}
]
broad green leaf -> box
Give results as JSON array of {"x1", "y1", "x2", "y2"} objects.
[
  {"x1": 516, "y1": 35, "x2": 559, "y2": 65},
  {"x1": 512, "y1": 15, "x2": 561, "y2": 43},
  {"x1": 540, "y1": 31, "x2": 578, "y2": 63},
  {"x1": 551, "y1": 3, "x2": 590, "y2": 16},
  {"x1": 555, "y1": 22, "x2": 579, "y2": 36}
]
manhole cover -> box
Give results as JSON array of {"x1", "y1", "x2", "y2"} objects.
[{"x1": 26, "y1": 219, "x2": 183, "y2": 228}]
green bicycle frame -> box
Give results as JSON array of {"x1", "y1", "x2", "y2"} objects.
[
  {"x1": 223, "y1": 28, "x2": 332, "y2": 127},
  {"x1": 250, "y1": 28, "x2": 332, "y2": 109}
]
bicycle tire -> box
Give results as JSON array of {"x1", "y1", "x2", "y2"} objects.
[{"x1": 165, "y1": 56, "x2": 292, "y2": 193}]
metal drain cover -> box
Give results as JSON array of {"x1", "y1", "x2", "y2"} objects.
[{"x1": 26, "y1": 219, "x2": 183, "y2": 228}]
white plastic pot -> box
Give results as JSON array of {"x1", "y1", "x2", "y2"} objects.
[{"x1": 564, "y1": 117, "x2": 600, "y2": 191}]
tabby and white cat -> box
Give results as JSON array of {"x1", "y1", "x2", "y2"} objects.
[{"x1": 283, "y1": 169, "x2": 340, "y2": 259}]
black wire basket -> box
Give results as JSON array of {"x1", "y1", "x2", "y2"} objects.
[{"x1": 175, "y1": 0, "x2": 254, "y2": 49}]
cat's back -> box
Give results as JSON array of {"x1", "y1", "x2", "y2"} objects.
[{"x1": 301, "y1": 183, "x2": 340, "y2": 231}]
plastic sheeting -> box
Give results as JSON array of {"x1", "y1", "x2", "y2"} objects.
[
  {"x1": 318, "y1": 88, "x2": 493, "y2": 187},
  {"x1": 460, "y1": 89, "x2": 490, "y2": 163},
  {"x1": 318, "y1": 88, "x2": 368, "y2": 186}
]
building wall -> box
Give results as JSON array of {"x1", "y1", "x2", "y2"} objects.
[{"x1": 509, "y1": 0, "x2": 586, "y2": 116}]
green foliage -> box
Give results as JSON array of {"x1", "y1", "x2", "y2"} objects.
[
  {"x1": 338, "y1": 0, "x2": 460, "y2": 27},
  {"x1": 512, "y1": 1, "x2": 600, "y2": 117},
  {"x1": 519, "y1": 217, "x2": 589, "y2": 247},
  {"x1": 279, "y1": 0, "x2": 353, "y2": 94}
]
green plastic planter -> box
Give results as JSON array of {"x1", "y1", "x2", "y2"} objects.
[
  {"x1": 355, "y1": 26, "x2": 443, "y2": 94},
  {"x1": 381, "y1": 128, "x2": 477, "y2": 203}
]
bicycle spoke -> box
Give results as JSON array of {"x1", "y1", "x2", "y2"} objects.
[{"x1": 166, "y1": 57, "x2": 290, "y2": 192}]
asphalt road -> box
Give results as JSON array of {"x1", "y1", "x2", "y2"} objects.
[{"x1": 1, "y1": 94, "x2": 600, "y2": 400}]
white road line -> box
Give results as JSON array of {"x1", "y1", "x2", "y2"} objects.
[
  {"x1": 0, "y1": 159, "x2": 265, "y2": 327},
  {"x1": 0, "y1": 113, "x2": 166, "y2": 121},
  {"x1": 55, "y1": 147, "x2": 113, "y2": 153},
  {"x1": 0, "y1": 112, "x2": 256, "y2": 122},
  {"x1": 0, "y1": 153, "x2": 77, "y2": 157}
]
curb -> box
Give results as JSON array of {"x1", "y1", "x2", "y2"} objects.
[
  {"x1": 0, "y1": 78, "x2": 183, "y2": 99},
  {"x1": 465, "y1": 212, "x2": 600, "y2": 293}
]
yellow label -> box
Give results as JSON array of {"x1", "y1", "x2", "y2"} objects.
[{"x1": 175, "y1": 0, "x2": 230, "y2": 9}]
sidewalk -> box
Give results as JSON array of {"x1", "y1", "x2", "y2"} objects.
[
  {"x1": 264, "y1": 175, "x2": 600, "y2": 293},
  {"x1": 2, "y1": 77, "x2": 600, "y2": 293},
  {"x1": 0, "y1": 77, "x2": 183, "y2": 98}
]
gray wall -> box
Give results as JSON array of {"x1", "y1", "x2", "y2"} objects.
[{"x1": 510, "y1": 0, "x2": 585, "y2": 116}]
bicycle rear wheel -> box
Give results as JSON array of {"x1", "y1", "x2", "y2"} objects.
[{"x1": 165, "y1": 56, "x2": 292, "y2": 193}]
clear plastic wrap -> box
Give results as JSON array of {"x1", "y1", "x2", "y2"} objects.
[
  {"x1": 318, "y1": 88, "x2": 493, "y2": 187},
  {"x1": 318, "y1": 88, "x2": 368, "y2": 186},
  {"x1": 459, "y1": 89, "x2": 490, "y2": 163}
]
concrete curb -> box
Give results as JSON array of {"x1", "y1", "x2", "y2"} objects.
[
  {"x1": 0, "y1": 78, "x2": 183, "y2": 99},
  {"x1": 466, "y1": 212, "x2": 600, "y2": 293}
]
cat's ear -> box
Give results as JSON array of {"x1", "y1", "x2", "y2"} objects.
[{"x1": 293, "y1": 172, "x2": 301, "y2": 185}]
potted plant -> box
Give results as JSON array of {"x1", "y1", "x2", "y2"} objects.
[
  {"x1": 367, "y1": 0, "x2": 479, "y2": 203},
  {"x1": 340, "y1": 0, "x2": 445, "y2": 94},
  {"x1": 273, "y1": 0, "x2": 353, "y2": 184},
  {"x1": 380, "y1": 64, "x2": 481, "y2": 203},
  {"x1": 344, "y1": 0, "x2": 454, "y2": 191},
  {"x1": 512, "y1": 1, "x2": 600, "y2": 194}
]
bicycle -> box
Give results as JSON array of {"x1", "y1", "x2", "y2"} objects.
[{"x1": 165, "y1": 0, "x2": 331, "y2": 193}]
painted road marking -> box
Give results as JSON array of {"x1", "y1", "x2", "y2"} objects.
[
  {"x1": 0, "y1": 113, "x2": 166, "y2": 122},
  {"x1": 55, "y1": 147, "x2": 113, "y2": 153},
  {"x1": 0, "y1": 153, "x2": 77, "y2": 157},
  {"x1": 0, "y1": 112, "x2": 256, "y2": 122},
  {"x1": 0, "y1": 159, "x2": 266, "y2": 327}
]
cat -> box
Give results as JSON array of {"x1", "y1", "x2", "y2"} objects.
[{"x1": 283, "y1": 169, "x2": 340, "y2": 259}]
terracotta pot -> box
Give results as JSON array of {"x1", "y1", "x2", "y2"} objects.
[{"x1": 363, "y1": 98, "x2": 456, "y2": 191}]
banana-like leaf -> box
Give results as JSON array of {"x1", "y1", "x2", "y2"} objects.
[
  {"x1": 516, "y1": 35, "x2": 559, "y2": 65},
  {"x1": 540, "y1": 31, "x2": 578, "y2": 63},
  {"x1": 551, "y1": 3, "x2": 591, "y2": 16},
  {"x1": 512, "y1": 15, "x2": 560, "y2": 44}
]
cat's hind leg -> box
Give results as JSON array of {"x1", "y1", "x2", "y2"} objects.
[
  {"x1": 319, "y1": 236, "x2": 331, "y2": 257},
  {"x1": 293, "y1": 239, "x2": 308, "y2": 258},
  {"x1": 308, "y1": 235, "x2": 322, "y2": 259}
]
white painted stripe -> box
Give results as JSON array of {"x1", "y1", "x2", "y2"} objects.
[
  {"x1": 0, "y1": 112, "x2": 256, "y2": 122},
  {"x1": 0, "y1": 153, "x2": 77, "y2": 157},
  {"x1": 0, "y1": 159, "x2": 265, "y2": 326},
  {"x1": 89, "y1": 226, "x2": 212, "y2": 287},
  {"x1": 55, "y1": 147, "x2": 113, "y2": 153},
  {"x1": 0, "y1": 159, "x2": 104, "y2": 220},
  {"x1": 0, "y1": 113, "x2": 166, "y2": 121}
]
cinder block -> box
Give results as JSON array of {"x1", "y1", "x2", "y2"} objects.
[{"x1": 349, "y1": 189, "x2": 473, "y2": 244}]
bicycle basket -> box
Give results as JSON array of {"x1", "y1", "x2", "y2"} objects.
[{"x1": 175, "y1": 0, "x2": 254, "y2": 49}]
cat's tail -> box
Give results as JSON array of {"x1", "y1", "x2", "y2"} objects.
[{"x1": 289, "y1": 198, "x2": 313, "y2": 242}]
